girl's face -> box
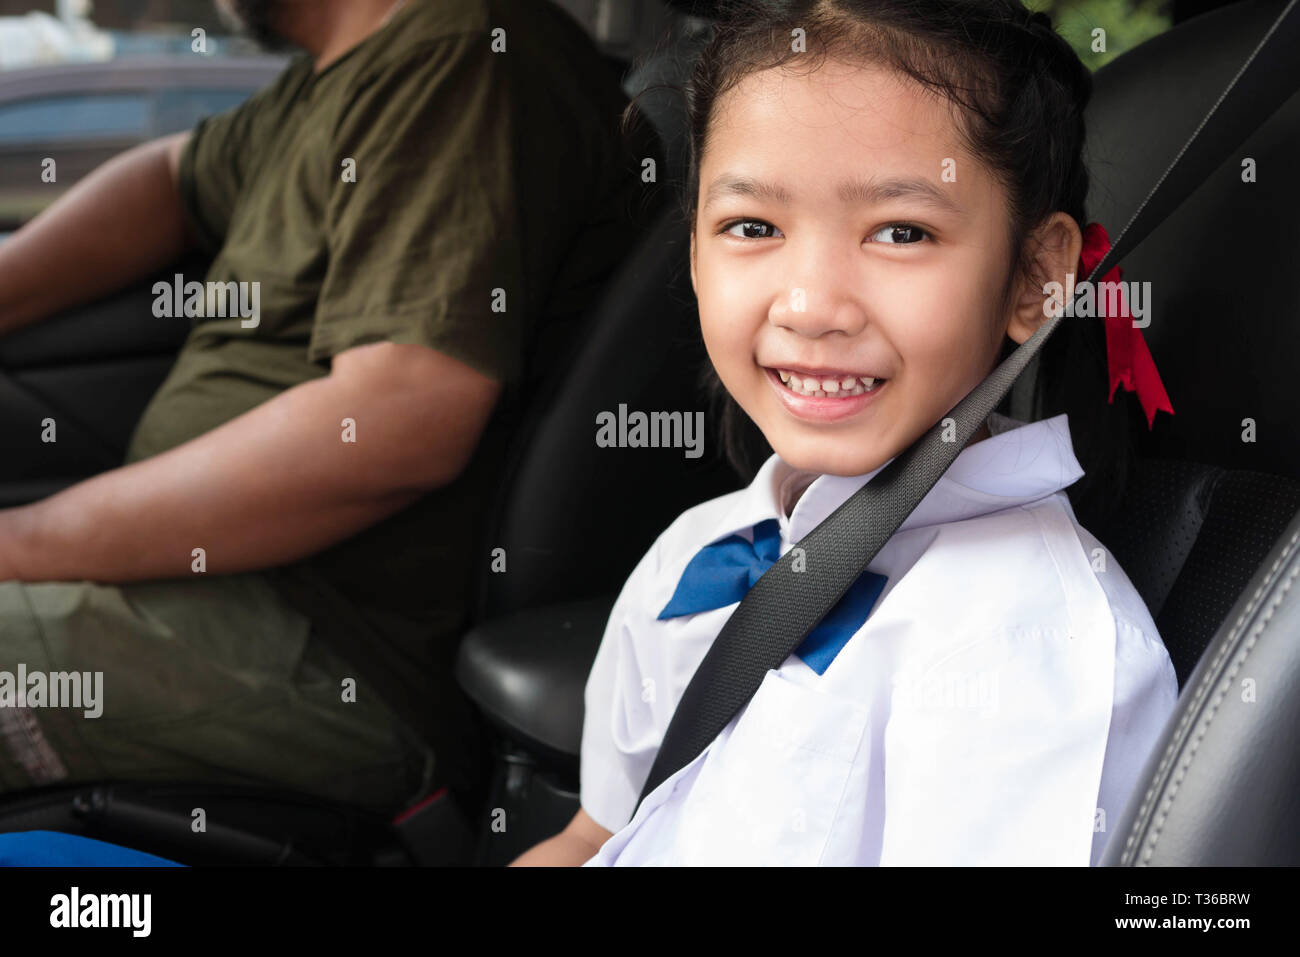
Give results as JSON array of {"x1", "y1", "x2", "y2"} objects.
[{"x1": 691, "y1": 58, "x2": 1074, "y2": 477}]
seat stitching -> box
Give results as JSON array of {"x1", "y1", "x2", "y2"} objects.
[
  {"x1": 1118, "y1": 523, "x2": 1293, "y2": 861},
  {"x1": 1119, "y1": 524, "x2": 1300, "y2": 864},
  {"x1": 1142, "y1": 555, "x2": 1299, "y2": 863}
]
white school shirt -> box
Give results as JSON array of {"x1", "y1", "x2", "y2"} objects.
[{"x1": 579, "y1": 412, "x2": 1179, "y2": 866}]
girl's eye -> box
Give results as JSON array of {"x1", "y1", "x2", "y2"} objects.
[
  {"x1": 721, "y1": 219, "x2": 783, "y2": 240},
  {"x1": 718, "y1": 220, "x2": 931, "y2": 244},
  {"x1": 869, "y1": 223, "x2": 931, "y2": 244}
]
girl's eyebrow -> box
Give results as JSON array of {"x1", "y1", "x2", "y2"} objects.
[
  {"x1": 838, "y1": 175, "x2": 965, "y2": 215},
  {"x1": 703, "y1": 173, "x2": 964, "y2": 216}
]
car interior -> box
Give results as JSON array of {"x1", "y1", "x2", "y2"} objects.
[{"x1": 0, "y1": 0, "x2": 1297, "y2": 866}]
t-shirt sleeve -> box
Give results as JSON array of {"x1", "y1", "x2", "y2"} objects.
[
  {"x1": 308, "y1": 32, "x2": 525, "y2": 383},
  {"x1": 176, "y1": 62, "x2": 300, "y2": 254},
  {"x1": 579, "y1": 534, "x2": 668, "y2": 836}
]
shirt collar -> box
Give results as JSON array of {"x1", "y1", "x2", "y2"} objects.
[{"x1": 703, "y1": 412, "x2": 1084, "y2": 546}]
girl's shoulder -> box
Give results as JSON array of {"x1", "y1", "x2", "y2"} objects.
[
  {"x1": 1068, "y1": 517, "x2": 1169, "y2": 655},
  {"x1": 1000, "y1": 494, "x2": 1171, "y2": 671},
  {"x1": 888, "y1": 489, "x2": 1168, "y2": 667}
]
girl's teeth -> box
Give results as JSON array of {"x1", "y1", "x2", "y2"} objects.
[{"x1": 775, "y1": 369, "x2": 883, "y2": 397}]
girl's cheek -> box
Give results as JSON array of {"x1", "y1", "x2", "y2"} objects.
[
  {"x1": 698, "y1": 302, "x2": 744, "y2": 374},
  {"x1": 699, "y1": 282, "x2": 761, "y2": 348},
  {"x1": 891, "y1": 277, "x2": 970, "y2": 346},
  {"x1": 704, "y1": 275, "x2": 757, "y2": 318}
]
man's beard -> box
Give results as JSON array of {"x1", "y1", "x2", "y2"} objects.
[{"x1": 215, "y1": 0, "x2": 292, "y2": 51}]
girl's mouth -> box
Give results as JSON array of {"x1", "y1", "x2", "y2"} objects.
[{"x1": 764, "y1": 366, "x2": 888, "y2": 422}]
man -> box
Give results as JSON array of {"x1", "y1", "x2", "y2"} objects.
[{"x1": 0, "y1": 0, "x2": 664, "y2": 819}]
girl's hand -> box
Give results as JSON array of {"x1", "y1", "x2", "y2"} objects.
[{"x1": 509, "y1": 808, "x2": 613, "y2": 866}]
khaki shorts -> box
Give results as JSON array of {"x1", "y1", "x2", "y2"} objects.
[{"x1": 0, "y1": 572, "x2": 436, "y2": 815}]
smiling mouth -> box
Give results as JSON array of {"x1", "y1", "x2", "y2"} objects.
[{"x1": 769, "y1": 368, "x2": 888, "y2": 397}]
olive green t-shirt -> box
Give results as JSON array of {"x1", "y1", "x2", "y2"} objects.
[{"x1": 124, "y1": 0, "x2": 665, "y2": 798}]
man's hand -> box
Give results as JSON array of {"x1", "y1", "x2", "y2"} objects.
[{"x1": 8, "y1": 340, "x2": 501, "y2": 584}]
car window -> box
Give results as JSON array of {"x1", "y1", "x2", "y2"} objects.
[
  {"x1": 0, "y1": 93, "x2": 152, "y2": 144},
  {"x1": 153, "y1": 89, "x2": 254, "y2": 135}
]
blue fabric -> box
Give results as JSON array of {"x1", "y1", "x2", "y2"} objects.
[
  {"x1": 0, "y1": 830, "x2": 185, "y2": 867},
  {"x1": 657, "y1": 518, "x2": 887, "y2": 675}
]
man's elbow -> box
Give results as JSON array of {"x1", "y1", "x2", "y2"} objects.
[
  {"x1": 330, "y1": 341, "x2": 503, "y2": 498},
  {"x1": 396, "y1": 432, "x2": 485, "y2": 494}
]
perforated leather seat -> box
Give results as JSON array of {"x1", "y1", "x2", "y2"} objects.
[{"x1": 1094, "y1": 460, "x2": 1300, "y2": 686}]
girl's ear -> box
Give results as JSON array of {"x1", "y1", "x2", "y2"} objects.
[{"x1": 1005, "y1": 212, "x2": 1084, "y2": 345}]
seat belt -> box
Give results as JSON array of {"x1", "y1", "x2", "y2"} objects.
[{"x1": 636, "y1": 0, "x2": 1300, "y2": 811}]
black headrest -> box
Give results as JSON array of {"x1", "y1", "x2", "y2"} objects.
[
  {"x1": 622, "y1": 27, "x2": 713, "y2": 194},
  {"x1": 471, "y1": 18, "x2": 739, "y2": 619},
  {"x1": 474, "y1": 210, "x2": 740, "y2": 619},
  {"x1": 1084, "y1": 0, "x2": 1300, "y2": 479}
]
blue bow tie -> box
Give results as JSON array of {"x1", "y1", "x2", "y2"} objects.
[{"x1": 657, "y1": 518, "x2": 888, "y2": 675}]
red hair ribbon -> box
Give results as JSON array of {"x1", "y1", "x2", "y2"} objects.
[{"x1": 1076, "y1": 222, "x2": 1174, "y2": 429}]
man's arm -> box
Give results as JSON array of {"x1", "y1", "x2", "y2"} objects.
[
  {"x1": 0, "y1": 340, "x2": 500, "y2": 583},
  {"x1": 0, "y1": 132, "x2": 192, "y2": 338}
]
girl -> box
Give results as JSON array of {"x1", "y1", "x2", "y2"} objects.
[{"x1": 514, "y1": 0, "x2": 1178, "y2": 866}]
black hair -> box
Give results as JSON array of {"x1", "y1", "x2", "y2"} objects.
[{"x1": 626, "y1": 0, "x2": 1142, "y2": 530}]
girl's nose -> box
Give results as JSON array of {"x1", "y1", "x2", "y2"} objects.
[{"x1": 768, "y1": 244, "x2": 870, "y2": 339}]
